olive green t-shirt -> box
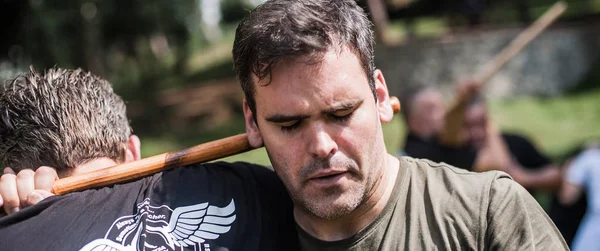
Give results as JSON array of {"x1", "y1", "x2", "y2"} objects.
[{"x1": 298, "y1": 157, "x2": 568, "y2": 250}]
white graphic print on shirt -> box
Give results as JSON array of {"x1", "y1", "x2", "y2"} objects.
[{"x1": 79, "y1": 198, "x2": 236, "y2": 251}]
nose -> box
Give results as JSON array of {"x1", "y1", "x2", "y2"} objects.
[{"x1": 306, "y1": 123, "x2": 338, "y2": 159}]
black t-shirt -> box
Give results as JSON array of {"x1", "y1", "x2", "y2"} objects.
[
  {"x1": 0, "y1": 161, "x2": 299, "y2": 251},
  {"x1": 404, "y1": 132, "x2": 551, "y2": 171},
  {"x1": 403, "y1": 133, "x2": 477, "y2": 171},
  {"x1": 502, "y1": 133, "x2": 551, "y2": 169}
]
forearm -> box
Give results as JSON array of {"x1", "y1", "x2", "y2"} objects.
[
  {"x1": 473, "y1": 128, "x2": 511, "y2": 172},
  {"x1": 438, "y1": 82, "x2": 480, "y2": 147},
  {"x1": 438, "y1": 100, "x2": 468, "y2": 147},
  {"x1": 517, "y1": 165, "x2": 562, "y2": 191}
]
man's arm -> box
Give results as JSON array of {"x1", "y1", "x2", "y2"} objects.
[
  {"x1": 472, "y1": 123, "x2": 512, "y2": 173},
  {"x1": 507, "y1": 163, "x2": 562, "y2": 191},
  {"x1": 438, "y1": 81, "x2": 481, "y2": 147},
  {"x1": 558, "y1": 153, "x2": 591, "y2": 206},
  {"x1": 498, "y1": 134, "x2": 562, "y2": 190},
  {"x1": 484, "y1": 173, "x2": 568, "y2": 250}
]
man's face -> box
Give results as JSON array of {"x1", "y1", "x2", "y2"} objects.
[
  {"x1": 245, "y1": 48, "x2": 391, "y2": 220},
  {"x1": 413, "y1": 89, "x2": 444, "y2": 137},
  {"x1": 464, "y1": 104, "x2": 488, "y2": 148}
]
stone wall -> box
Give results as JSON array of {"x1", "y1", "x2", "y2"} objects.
[{"x1": 377, "y1": 24, "x2": 600, "y2": 100}]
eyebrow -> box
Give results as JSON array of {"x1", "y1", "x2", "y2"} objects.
[
  {"x1": 322, "y1": 100, "x2": 363, "y2": 114},
  {"x1": 265, "y1": 99, "x2": 363, "y2": 123},
  {"x1": 265, "y1": 114, "x2": 310, "y2": 123}
]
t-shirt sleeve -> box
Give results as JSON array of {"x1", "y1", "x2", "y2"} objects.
[
  {"x1": 484, "y1": 173, "x2": 568, "y2": 250},
  {"x1": 566, "y1": 152, "x2": 592, "y2": 186}
]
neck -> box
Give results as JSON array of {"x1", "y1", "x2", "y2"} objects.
[
  {"x1": 295, "y1": 154, "x2": 400, "y2": 241},
  {"x1": 61, "y1": 157, "x2": 119, "y2": 178}
]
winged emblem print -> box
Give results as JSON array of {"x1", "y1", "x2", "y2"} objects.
[{"x1": 80, "y1": 198, "x2": 236, "y2": 251}]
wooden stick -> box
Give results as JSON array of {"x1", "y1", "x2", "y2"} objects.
[
  {"x1": 439, "y1": 1, "x2": 567, "y2": 148},
  {"x1": 472, "y1": 1, "x2": 567, "y2": 84},
  {"x1": 53, "y1": 134, "x2": 250, "y2": 195},
  {"x1": 52, "y1": 97, "x2": 401, "y2": 195}
]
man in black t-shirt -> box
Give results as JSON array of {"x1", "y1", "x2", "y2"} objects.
[
  {"x1": 462, "y1": 97, "x2": 561, "y2": 190},
  {"x1": 0, "y1": 67, "x2": 298, "y2": 250},
  {"x1": 401, "y1": 83, "x2": 581, "y2": 244},
  {"x1": 0, "y1": 162, "x2": 297, "y2": 251},
  {"x1": 400, "y1": 86, "x2": 445, "y2": 157},
  {"x1": 400, "y1": 83, "x2": 483, "y2": 171},
  {"x1": 461, "y1": 96, "x2": 585, "y2": 247}
]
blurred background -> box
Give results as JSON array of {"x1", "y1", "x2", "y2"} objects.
[{"x1": 0, "y1": 0, "x2": 598, "y2": 165}]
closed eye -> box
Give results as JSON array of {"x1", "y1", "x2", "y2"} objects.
[
  {"x1": 330, "y1": 109, "x2": 354, "y2": 122},
  {"x1": 280, "y1": 120, "x2": 301, "y2": 132}
]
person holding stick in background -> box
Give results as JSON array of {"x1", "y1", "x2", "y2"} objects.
[
  {"x1": 559, "y1": 141, "x2": 600, "y2": 251},
  {"x1": 400, "y1": 81, "x2": 513, "y2": 172},
  {"x1": 2, "y1": 0, "x2": 568, "y2": 250},
  {"x1": 398, "y1": 0, "x2": 577, "y2": 243}
]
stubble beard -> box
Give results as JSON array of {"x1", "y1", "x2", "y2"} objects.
[
  {"x1": 289, "y1": 156, "x2": 370, "y2": 220},
  {"x1": 299, "y1": 180, "x2": 367, "y2": 220}
]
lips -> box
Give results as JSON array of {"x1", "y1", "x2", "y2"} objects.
[
  {"x1": 306, "y1": 170, "x2": 349, "y2": 186},
  {"x1": 309, "y1": 170, "x2": 347, "y2": 180}
]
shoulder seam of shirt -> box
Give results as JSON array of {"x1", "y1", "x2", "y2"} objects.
[
  {"x1": 405, "y1": 156, "x2": 500, "y2": 177},
  {"x1": 481, "y1": 171, "x2": 504, "y2": 249}
]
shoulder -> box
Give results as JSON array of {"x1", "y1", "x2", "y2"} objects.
[
  {"x1": 501, "y1": 132, "x2": 533, "y2": 146},
  {"x1": 570, "y1": 148, "x2": 600, "y2": 172},
  {"x1": 159, "y1": 161, "x2": 277, "y2": 182},
  {"x1": 574, "y1": 148, "x2": 600, "y2": 163},
  {"x1": 161, "y1": 161, "x2": 287, "y2": 198},
  {"x1": 400, "y1": 156, "x2": 511, "y2": 210},
  {"x1": 402, "y1": 156, "x2": 506, "y2": 184}
]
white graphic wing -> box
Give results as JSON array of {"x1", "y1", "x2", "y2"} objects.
[
  {"x1": 79, "y1": 238, "x2": 134, "y2": 251},
  {"x1": 166, "y1": 199, "x2": 236, "y2": 247}
]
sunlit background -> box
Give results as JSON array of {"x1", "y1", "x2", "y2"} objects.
[{"x1": 1, "y1": 0, "x2": 599, "y2": 167}]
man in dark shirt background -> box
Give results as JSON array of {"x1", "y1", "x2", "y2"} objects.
[
  {"x1": 401, "y1": 83, "x2": 585, "y2": 246},
  {"x1": 400, "y1": 85, "x2": 479, "y2": 169},
  {"x1": 462, "y1": 95, "x2": 585, "y2": 246}
]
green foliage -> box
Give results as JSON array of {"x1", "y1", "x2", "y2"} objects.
[{"x1": 221, "y1": 0, "x2": 253, "y2": 24}]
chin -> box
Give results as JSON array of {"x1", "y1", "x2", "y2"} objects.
[
  {"x1": 306, "y1": 201, "x2": 356, "y2": 220},
  {"x1": 299, "y1": 189, "x2": 365, "y2": 220}
]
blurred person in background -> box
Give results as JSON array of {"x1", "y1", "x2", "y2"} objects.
[
  {"x1": 400, "y1": 81, "x2": 510, "y2": 172},
  {"x1": 400, "y1": 86, "x2": 446, "y2": 156},
  {"x1": 403, "y1": 82, "x2": 585, "y2": 246},
  {"x1": 559, "y1": 141, "x2": 600, "y2": 251},
  {"x1": 454, "y1": 92, "x2": 586, "y2": 247},
  {"x1": 461, "y1": 95, "x2": 562, "y2": 190}
]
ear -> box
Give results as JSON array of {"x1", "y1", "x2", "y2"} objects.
[
  {"x1": 243, "y1": 99, "x2": 264, "y2": 148},
  {"x1": 373, "y1": 69, "x2": 394, "y2": 123},
  {"x1": 125, "y1": 134, "x2": 142, "y2": 162}
]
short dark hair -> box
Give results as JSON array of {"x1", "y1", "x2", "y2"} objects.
[
  {"x1": 232, "y1": 0, "x2": 376, "y2": 117},
  {"x1": 0, "y1": 67, "x2": 131, "y2": 174}
]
